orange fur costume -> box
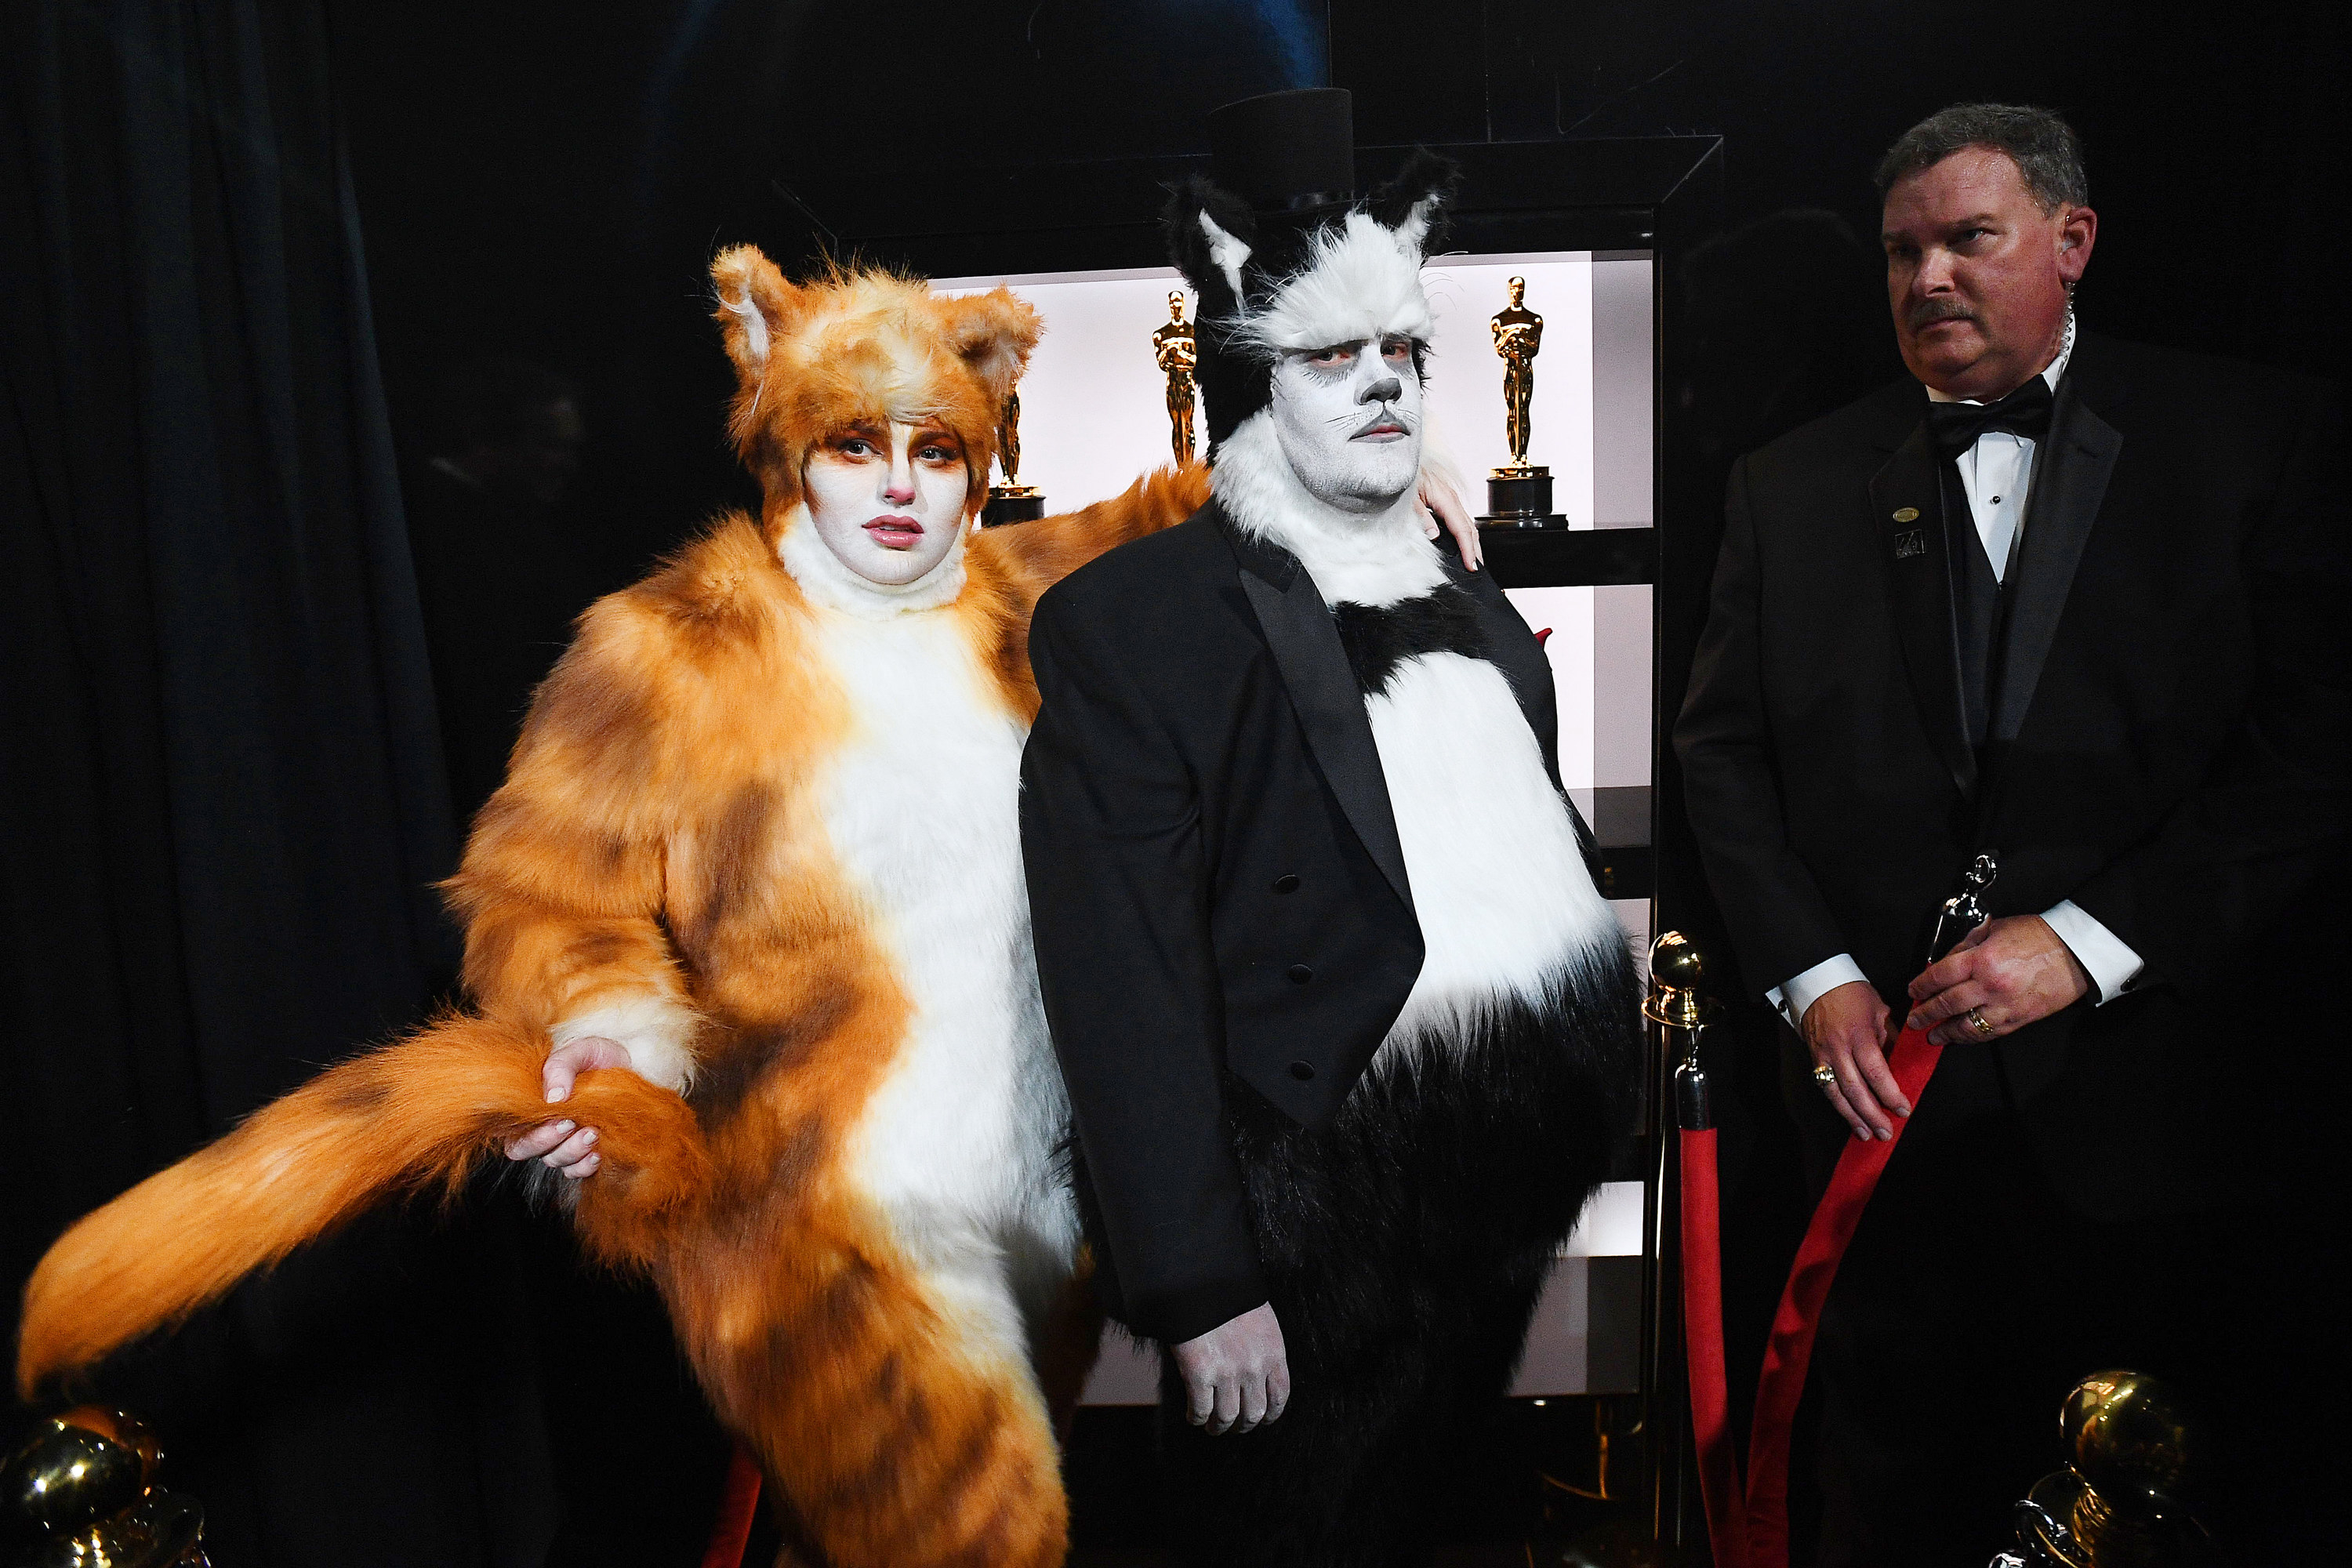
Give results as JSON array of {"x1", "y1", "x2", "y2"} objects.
[{"x1": 17, "y1": 245, "x2": 1210, "y2": 1568}]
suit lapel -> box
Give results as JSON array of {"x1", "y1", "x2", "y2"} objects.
[
  {"x1": 1222, "y1": 508, "x2": 1415, "y2": 916},
  {"x1": 1991, "y1": 372, "x2": 2121, "y2": 742},
  {"x1": 1871, "y1": 423, "x2": 1976, "y2": 797}
]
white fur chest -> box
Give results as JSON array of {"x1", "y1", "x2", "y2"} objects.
[
  {"x1": 807, "y1": 606, "x2": 1076, "y2": 1305},
  {"x1": 1367, "y1": 648, "x2": 1618, "y2": 1044}
]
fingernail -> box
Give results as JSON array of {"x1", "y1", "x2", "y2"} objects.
[
  {"x1": 1897, "y1": 1105, "x2": 1911, "y2": 1117},
  {"x1": 580, "y1": 1129, "x2": 597, "y2": 1145},
  {"x1": 556, "y1": 1120, "x2": 575, "y2": 1134},
  {"x1": 545, "y1": 1087, "x2": 565, "y2": 1103}
]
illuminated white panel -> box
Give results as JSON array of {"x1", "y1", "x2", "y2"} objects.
[
  {"x1": 1419, "y1": 254, "x2": 1595, "y2": 525},
  {"x1": 1503, "y1": 584, "x2": 1595, "y2": 790},
  {"x1": 935, "y1": 267, "x2": 1197, "y2": 509}
]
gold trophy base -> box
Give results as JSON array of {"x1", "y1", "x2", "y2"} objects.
[
  {"x1": 982, "y1": 485, "x2": 1044, "y2": 528},
  {"x1": 1479, "y1": 466, "x2": 1565, "y2": 529}
]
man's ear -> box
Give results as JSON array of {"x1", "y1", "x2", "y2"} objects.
[
  {"x1": 2056, "y1": 204, "x2": 2097, "y2": 288},
  {"x1": 1369, "y1": 148, "x2": 1461, "y2": 257},
  {"x1": 938, "y1": 289, "x2": 1042, "y2": 412},
  {"x1": 710, "y1": 244, "x2": 797, "y2": 389}
]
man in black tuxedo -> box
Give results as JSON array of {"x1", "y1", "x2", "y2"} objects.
[
  {"x1": 1021, "y1": 91, "x2": 1638, "y2": 1565},
  {"x1": 1676, "y1": 103, "x2": 2346, "y2": 1559}
]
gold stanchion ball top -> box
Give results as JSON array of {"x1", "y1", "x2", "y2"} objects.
[
  {"x1": 2, "y1": 1407, "x2": 158, "y2": 1537},
  {"x1": 1649, "y1": 931, "x2": 1708, "y2": 994},
  {"x1": 2063, "y1": 1369, "x2": 2193, "y2": 1508},
  {"x1": 1643, "y1": 931, "x2": 1717, "y2": 1029}
]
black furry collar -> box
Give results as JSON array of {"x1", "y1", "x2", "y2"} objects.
[{"x1": 1331, "y1": 583, "x2": 1493, "y2": 698}]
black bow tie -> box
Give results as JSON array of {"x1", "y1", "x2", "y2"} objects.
[{"x1": 1924, "y1": 376, "x2": 2054, "y2": 463}]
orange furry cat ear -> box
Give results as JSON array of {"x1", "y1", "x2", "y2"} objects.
[
  {"x1": 937, "y1": 289, "x2": 1042, "y2": 412},
  {"x1": 710, "y1": 245, "x2": 797, "y2": 390}
]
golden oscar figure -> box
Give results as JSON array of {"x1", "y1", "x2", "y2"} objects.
[
  {"x1": 1154, "y1": 291, "x2": 1199, "y2": 465},
  {"x1": 982, "y1": 387, "x2": 1045, "y2": 526},
  {"x1": 1479, "y1": 274, "x2": 1561, "y2": 526}
]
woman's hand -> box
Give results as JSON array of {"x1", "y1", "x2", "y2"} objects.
[
  {"x1": 502, "y1": 1035, "x2": 632, "y2": 1181},
  {"x1": 1417, "y1": 472, "x2": 1483, "y2": 572}
]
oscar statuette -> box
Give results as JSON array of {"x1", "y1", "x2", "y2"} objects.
[
  {"x1": 982, "y1": 387, "x2": 1044, "y2": 528},
  {"x1": 1154, "y1": 291, "x2": 1199, "y2": 465},
  {"x1": 1477, "y1": 275, "x2": 1566, "y2": 528}
]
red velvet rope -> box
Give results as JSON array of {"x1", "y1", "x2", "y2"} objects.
[
  {"x1": 1679, "y1": 1125, "x2": 1751, "y2": 1568},
  {"x1": 1682, "y1": 1025, "x2": 1944, "y2": 1568},
  {"x1": 699, "y1": 1443, "x2": 764, "y2": 1568}
]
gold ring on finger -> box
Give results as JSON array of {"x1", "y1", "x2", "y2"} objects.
[
  {"x1": 1812, "y1": 1062, "x2": 1837, "y2": 1089},
  {"x1": 1968, "y1": 1007, "x2": 1996, "y2": 1038}
]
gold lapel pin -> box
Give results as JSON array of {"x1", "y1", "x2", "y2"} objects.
[{"x1": 1892, "y1": 506, "x2": 1920, "y2": 523}]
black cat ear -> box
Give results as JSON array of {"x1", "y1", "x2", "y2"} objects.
[
  {"x1": 1163, "y1": 175, "x2": 1260, "y2": 309},
  {"x1": 1368, "y1": 148, "x2": 1461, "y2": 256}
]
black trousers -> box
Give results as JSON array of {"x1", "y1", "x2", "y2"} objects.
[{"x1": 1784, "y1": 1036, "x2": 2344, "y2": 1566}]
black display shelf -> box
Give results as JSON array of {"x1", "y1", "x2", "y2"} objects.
[
  {"x1": 1575, "y1": 785, "x2": 1653, "y2": 902},
  {"x1": 1481, "y1": 525, "x2": 1656, "y2": 589}
]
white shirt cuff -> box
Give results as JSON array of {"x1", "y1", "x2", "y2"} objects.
[
  {"x1": 1766, "y1": 953, "x2": 1870, "y2": 1031},
  {"x1": 2039, "y1": 900, "x2": 2145, "y2": 1004}
]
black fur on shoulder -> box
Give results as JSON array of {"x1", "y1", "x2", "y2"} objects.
[
  {"x1": 1368, "y1": 147, "x2": 1462, "y2": 257},
  {"x1": 1331, "y1": 582, "x2": 1490, "y2": 698}
]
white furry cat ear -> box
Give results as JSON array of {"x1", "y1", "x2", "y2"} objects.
[
  {"x1": 709, "y1": 245, "x2": 795, "y2": 381},
  {"x1": 1392, "y1": 194, "x2": 1443, "y2": 256},
  {"x1": 1196, "y1": 211, "x2": 1253, "y2": 299},
  {"x1": 1164, "y1": 175, "x2": 1261, "y2": 308}
]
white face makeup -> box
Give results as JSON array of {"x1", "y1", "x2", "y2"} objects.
[
  {"x1": 1268, "y1": 336, "x2": 1424, "y2": 514},
  {"x1": 802, "y1": 421, "x2": 971, "y2": 586}
]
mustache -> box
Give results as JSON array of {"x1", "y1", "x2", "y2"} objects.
[
  {"x1": 1906, "y1": 298, "x2": 1976, "y2": 330},
  {"x1": 1329, "y1": 405, "x2": 1417, "y2": 437}
]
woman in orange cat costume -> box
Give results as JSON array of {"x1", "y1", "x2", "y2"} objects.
[{"x1": 19, "y1": 246, "x2": 1475, "y2": 1567}]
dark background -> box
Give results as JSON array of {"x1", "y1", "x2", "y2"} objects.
[
  {"x1": 5, "y1": 2, "x2": 2343, "y2": 1564},
  {"x1": 337, "y1": 0, "x2": 2348, "y2": 599}
]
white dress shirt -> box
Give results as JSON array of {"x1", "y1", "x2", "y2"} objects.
[{"x1": 1766, "y1": 313, "x2": 2146, "y2": 1030}]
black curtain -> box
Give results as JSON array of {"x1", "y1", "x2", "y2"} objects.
[{"x1": 2, "y1": 2, "x2": 557, "y2": 1561}]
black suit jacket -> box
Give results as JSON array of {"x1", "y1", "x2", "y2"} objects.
[
  {"x1": 1020, "y1": 501, "x2": 1574, "y2": 1343},
  {"x1": 1674, "y1": 333, "x2": 2347, "y2": 1218}
]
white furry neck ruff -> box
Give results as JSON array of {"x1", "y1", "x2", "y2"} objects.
[
  {"x1": 1213, "y1": 411, "x2": 1446, "y2": 609},
  {"x1": 777, "y1": 503, "x2": 970, "y2": 619}
]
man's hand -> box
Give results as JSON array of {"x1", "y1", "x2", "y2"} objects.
[
  {"x1": 501, "y1": 1035, "x2": 631, "y2": 1181},
  {"x1": 1171, "y1": 1301, "x2": 1290, "y2": 1436},
  {"x1": 1803, "y1": 980, "x2": 1908, "y2": 1142},
  {"x1": 1906, "y1": 915, "x2": 2089, "y2": 1046},
  {"x1": 1417, "y1": 474, "x2": 1483, "y2": 572}
]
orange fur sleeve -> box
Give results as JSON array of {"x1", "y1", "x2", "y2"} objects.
[
  {"x1": 443, "y1": 589, "x2": 706, "y2": 1093},
  {"x1": 968, "y1": 463, "x2": 1211, "y2": 613}
]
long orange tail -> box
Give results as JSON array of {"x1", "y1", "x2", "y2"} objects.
[{"x1": 15, "y1": 1013, "x2": 706, "y2": 1399}]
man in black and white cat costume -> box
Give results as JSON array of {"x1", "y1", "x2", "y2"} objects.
[{"x1": 1020, "y1": 90, "x2": 1639, "y2": 1563}]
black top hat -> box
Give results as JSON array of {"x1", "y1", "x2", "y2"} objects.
[{"x1": 1206, "y1": 89, "x2": 1356, "y2": 213}]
